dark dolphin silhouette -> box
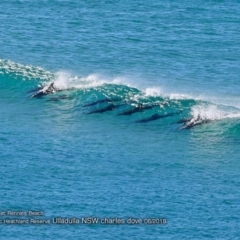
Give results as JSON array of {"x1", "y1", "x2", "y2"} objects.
[
  {"x1": 87, "y1": 104, "x2": 116, "y2": 114},
  {"x1": 135, "y1": 112, "x2": 179, "y2": 123},
  {"x1": 118, "y1": 104, "x2": 155, "y2": 116},
  {"x1": 83, "y1": 97, "x2": 121, "y2": 107}
]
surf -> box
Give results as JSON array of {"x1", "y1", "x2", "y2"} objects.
[{"x1": 1, "y1": 59, "x2": 240, "y2": 131}]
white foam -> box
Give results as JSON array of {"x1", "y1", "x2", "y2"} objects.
[
  {"x1": 222, "y1": 113, "x2": 240, "y2": 119},
  {"x1": 144, "y1": 87, "x2": 162, "y2": 97},
  {"x1": 143, "y1": 86, "x2": 202, "y2": 101},
  {"x1": 191, "y1": 105, "x2": 222, "y2": 120},
  {"x1": 0, "y1": 59, "x2": 52, "y2": 81},
  {"x1": 191, "y1": 104, "x2": 240, "y2": 121},
  {"x1": 50, "y1": 71, "x2": 138, "y2": 91},
  {"x1": 169, "y1": 93, "x2": 199, "y2": 100}
]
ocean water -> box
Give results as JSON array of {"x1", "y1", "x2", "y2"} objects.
[{"x1": 1, "y1": 0, "x2": 240, "y2": 239}]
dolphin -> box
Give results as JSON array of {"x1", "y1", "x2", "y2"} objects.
[
  {"x1": 180, "y1": 115, "x2": 211, "y2": 129},
  {"x1": 83, "y1": 97, "x2": 121, "y2": 107},
  {"x1": 87, "y1": 104, "x2": 116, "y2": 114},
  {"x1": 31, "y1": 82, "x2": 56, "y2": 98},
  {"x1": 118, "y1": 104, "x2": 155, "y2": 116},
  {"x1": 118, "y1": 102, "x2": 167, "y2": 116},
  {"x1": 181, "y1": 119, "x2": 211, "y2": 129},
  {"x1": 135, "y1": 112, "x2": 179, "y2": 123}
]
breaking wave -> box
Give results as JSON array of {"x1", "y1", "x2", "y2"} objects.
[{"x1": 1, "y1": 59, "x2": 240, "y2": 130}]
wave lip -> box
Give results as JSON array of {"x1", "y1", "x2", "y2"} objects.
[{"x1": 0, "y1": 59, "x2": 53, "y2": 81}]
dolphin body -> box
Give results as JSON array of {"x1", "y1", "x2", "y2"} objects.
[
  {"x1": 180, "y1": 115, "x2": 211, "y2": 129},
  {"x1": 118, "y1": 102, "x2": 167, "y2": 116},
  {"x1": 83, "y1": 97, "x2": 121, "y2": 107},
  {"x1": 135, "y1": 112, "x2": 179, "y2": 123},
  {"x1": 87, "y1": 104, "x2": 116, "y2": 114},
  {"x1": 31, "y1": 82, "x2": 57, "y2": 98},
  {"x1": 181, "y1": 119, "x2": 211, "y2": 129},
  {"x1": 118, "y1": 104, "x2": 155, "y2": 116}
]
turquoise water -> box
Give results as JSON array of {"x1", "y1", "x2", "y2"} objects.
[{"x1": 1, "y1": 1, "x2": 240, "y2": 239}]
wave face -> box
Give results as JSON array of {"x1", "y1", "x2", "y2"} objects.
[{"x1": 1, "y1": 59, "x2": 240, "y2": 132}]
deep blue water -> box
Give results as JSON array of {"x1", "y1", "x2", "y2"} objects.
[{"x1": 1, "y1": 1, "x2": 240, "y2": 239}]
